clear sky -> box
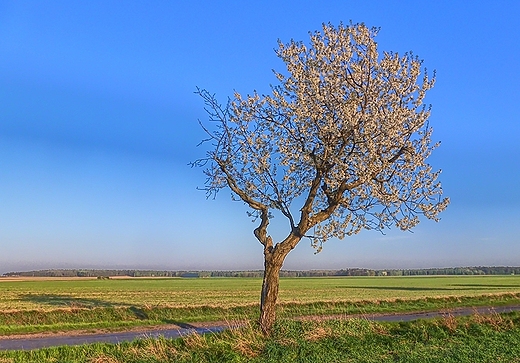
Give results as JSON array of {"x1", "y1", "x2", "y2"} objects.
[{"x1": 1, "y1": 1, "x2": 519, "y2": 274}]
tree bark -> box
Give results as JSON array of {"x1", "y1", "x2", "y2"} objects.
[{"x1": 259, "y1": 252, "x2": 284, "y2": 335}]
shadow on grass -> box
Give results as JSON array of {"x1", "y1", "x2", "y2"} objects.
[
  {"x1": 19, "y1": 294, "x2": 127, "y2": 308},
  {"x1": 16, "y1": 295, "x2": 210, "y2": 325},
  {"x1": 126, "y1": 308, "x2": 205, "y2": 327},
  {"x1": 161, "y1": 320, "x2": 201, "y2": 329},
  {"x1": 129, "y1": 306, "x2": 148, "y2": 319}
]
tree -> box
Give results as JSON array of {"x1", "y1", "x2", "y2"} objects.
[{"x1": 193, "y1": 23, "x2": 449, "y2": 334}]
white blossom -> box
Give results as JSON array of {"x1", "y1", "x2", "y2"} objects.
[{"x1": 194, "y1": 22, "x2": 449, "y2": 253}]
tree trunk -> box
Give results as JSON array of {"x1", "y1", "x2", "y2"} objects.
[{"x1": 259, "y1": 254, "x2": 283, "y2": 335}]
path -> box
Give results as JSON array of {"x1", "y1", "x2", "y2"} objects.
[{"x1": 1, "y1": 305, "x2": 520, "y2": 351}]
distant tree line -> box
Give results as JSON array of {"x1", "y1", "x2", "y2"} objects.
[
  {"x1": 1, "y1": 269, "x2": 190, "y2": 278},
  {"x1": 2, "y1": 266, "x2": 520, "y2": 278}
]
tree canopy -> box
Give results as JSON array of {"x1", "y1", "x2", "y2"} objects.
[{"x1": 194, "y1": 22, "x2": 449, "y2": 333}]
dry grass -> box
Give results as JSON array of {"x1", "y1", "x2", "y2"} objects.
[
  {"x1": 229, "y1": 322, "x2": 265, "y2": 358},
  {"x1": 89, "y1": 355, "x2": 122, "y2": 363},
  {"x1": 132, "y1": 337, "x2": 179, "y2": 361},
  {"x1": 303, "y1": 325, "x2": 331, "y2": 341},
  {"x1": 471, "y1": 310, "x2": 514, "y2": 331},
  {"x1": 370, "y1": 321, "x2": 390, "y2": 336},
  {"x1": 183, "y1": 332, "x2": 208, "y2": 350},
  {"x1": 0, "y1": 277, "x2": 97, "y2": 282},
  {"x1": 439, "y1": 313, "x2": 458, "y2": 332}
]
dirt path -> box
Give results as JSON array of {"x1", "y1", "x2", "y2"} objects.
[{"x1": 1, "y1": 305, "x2": 520, "y2": 351}]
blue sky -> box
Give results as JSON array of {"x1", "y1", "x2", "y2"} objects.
[{"x1": 1, "y1": 1, "x2": 519, "y2": 273}]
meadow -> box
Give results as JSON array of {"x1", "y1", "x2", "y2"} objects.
[
  {"x1": 1, "y1": 275, "x2": 520, "y2": 334},
  {"x1": 1, "y1": 275, "x2": 520, "y2": 362},
  {"x1": 2, "y1": 275, "x2": 520, "y2": 310}
]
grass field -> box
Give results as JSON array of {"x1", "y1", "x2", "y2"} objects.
[
  {"x1": 2, "y1": 275, "x2": 520, "y2": 311},
  {"x1": 0, "y1": 275, "x2": 519, "y2": 336},
  {"x1": 1, "y1": 275, "x2": 520, "y2": 362}
]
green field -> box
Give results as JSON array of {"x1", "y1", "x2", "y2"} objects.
[
  {"x1": 0, "y1": 275, "x2": 519, "y2": 337},
  {"x1": 1, "y1": 275, "x2": 520, "y2": 362},
  {"x1": 2, "y1": 275, "x2": 520, "y2": 311}
]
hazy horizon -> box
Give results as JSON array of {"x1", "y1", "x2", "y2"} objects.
[{"x1": 5, "y1": 264, "x2": 520, "y2": 276}]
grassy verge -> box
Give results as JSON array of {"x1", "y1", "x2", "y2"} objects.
[
  {"x1": 1, "y1": 292, "x2": 520, "y2": 336},
  {"x1": 2, "y1": 311, "x2": 520, "y2": 362}
]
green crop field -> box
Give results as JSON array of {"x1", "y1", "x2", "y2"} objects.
[
  {"x1": 1, "y1": 275, "x2": 520, "y2": 312},
  {"x1": 0, "y1": 275, "x2": 519, "y2": 337}
]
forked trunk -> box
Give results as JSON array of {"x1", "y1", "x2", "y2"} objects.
[{"x1": 259, "y1": 256, "x2": 283, "y2": 335}]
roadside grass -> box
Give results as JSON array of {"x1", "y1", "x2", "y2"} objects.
[
  {"x1": 2, "y1": 312, "x2": 520, "y2": 362},
  {"x1": 1, "y1": 292, "x2": 520, "y2": 336}
]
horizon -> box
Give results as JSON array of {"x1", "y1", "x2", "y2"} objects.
[
  {"x1": 1, "y1": 1, "x2": 519, "y2": 273},
  {"x1": 3, "y1": 265, "x2": 520, "y2": 276}
]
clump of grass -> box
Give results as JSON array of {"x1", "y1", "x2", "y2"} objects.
[
  {"x1": 471, "y1": 310, "x2": 515, "y2": 331},
  {"x1": 125, "y1": 336, "x2": 181, "y2": 362}
]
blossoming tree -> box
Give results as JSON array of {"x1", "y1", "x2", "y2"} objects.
[{"x1": 193, "y1": 23, "x2": 449, "y2": 334}]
